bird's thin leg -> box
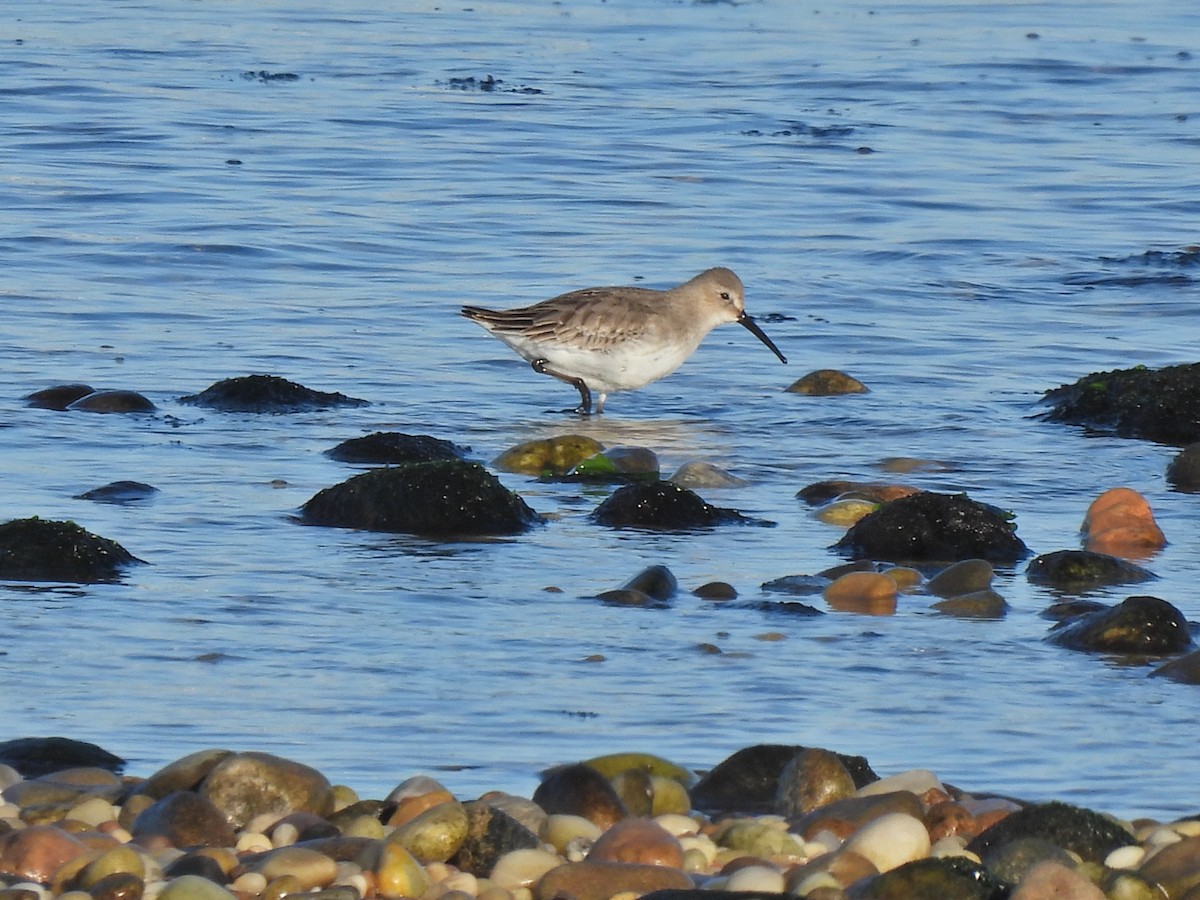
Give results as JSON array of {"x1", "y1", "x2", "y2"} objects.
[{"x1": 532, "y1": 358, "x2": 593, "y2": 415}]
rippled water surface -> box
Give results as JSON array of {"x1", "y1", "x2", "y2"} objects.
[{"x1": 2, "y1": 0, "x2": 1199, "y2": 818}]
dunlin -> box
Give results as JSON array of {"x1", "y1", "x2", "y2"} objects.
[{"x1": 461, "y1": 267, "x2": 787, "y2": 414}]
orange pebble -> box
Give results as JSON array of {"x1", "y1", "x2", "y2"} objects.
[
  {"x1": 586, "y1": 817, "x2": 684, "y2": 868},
  {"x1": 1081, "y1": 487, "x2": 1166, "y2": 559},
  {"x1": 823, "y1": 572, "x2": 897, "y2": 615}
]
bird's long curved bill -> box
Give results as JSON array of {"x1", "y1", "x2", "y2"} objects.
[{"x1": 739, "y1": 314, "x2": 788, "y2": 364}]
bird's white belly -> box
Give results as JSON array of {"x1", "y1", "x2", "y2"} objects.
[{"x1": 502, "y1": 333, "x2": 700, "y2": 394}]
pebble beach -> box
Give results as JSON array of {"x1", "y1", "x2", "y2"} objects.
[{"x1": 1, "y1": 742, "x2": 1196, "y2": 900}]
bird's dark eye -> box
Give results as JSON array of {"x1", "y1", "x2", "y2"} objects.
[{"x1": 720, "y1": 291, "x2": 731, "y2": 300}]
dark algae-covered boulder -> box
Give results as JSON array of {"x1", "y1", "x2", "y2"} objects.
[
  {"x1": 180, "y1": 374, "x2": 368, "y2": 412},
  {"x1": 301, "y1": 460, "x2": 542, "y2": 536},
  {"x1": 591, "y1": 481, "x2": 758, "y2": 529},
  {"x1": 833, "y1": 491, "x2": 1027, "y2": 565},
  {"x1": 849, "y1": 855, "x2": 1006, "y2": 899},
  {"x1": 1041, "y1": 362, "x2": 1200, "y2": 444},
  {"x1": 1047, "y1": 594, "x2": 1193, "y2": 654},
  {"x1": 0, "y1": 517, "x2": 142, "y2": 583},
  {"x1": 1025, "y1": 549, "x2": 1155, "y2": 593},
  {"x1": 966, "y1": 800, "x2": 1134, "y2": 865},
  {"x1": 0, "y1": 736, "x2": 125, "y2": 778},
  {"x1": 326, "y1": 432, "x2": 468, "y2": 465},
  {"x1": 690, "y1": 744, "x2": 877, "y2": 814},
  {"x1": 1167, "y1": 442, "x2": 1200, "y2": 491}
]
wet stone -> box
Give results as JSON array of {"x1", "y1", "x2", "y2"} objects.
[
  {"x1": 797, "y1": 480, "x2": 919, "y2": 506},
  {"x1": 1026, "y1": 550, "x2": 1156, "y2": 592},
  {"x1": 833, "y1": 491, "x2": 1028, "y2": 565},
  {"x1": 691, "y1": 744, "x2": 877, "y2": 814},
  {"x1": 532, "y1": 764, "x2": 627, "y2": 829},
  {"x1": 67, "y1": 390, "x2": 156, "y2": 413},
  {"x1": 0, "y1": 738, "x2": 124, "y2": 779},
  {"x1": 965, "y1": 800, "x2": 1134, "y2": 865},
  {"x1": 927, "y1": 559, "x2": 994, "y2": 598},
  {"x1": 130, "y1": 791, "x2": 238, "y2": 849},
  {"x1": 0, "y1": 518, "x2": 143, "y2": 584},
  {"x1": 534, "y1": 861, "x2": 693, "y2": 900},
  {"x1": 25, "y1": 384, "x2": 96, "y2": 410},
  {"x1": 179, "y1": 374, "x2": 368, "y2": 412},
  {"x1": 591, "y1": 481, "x2": 757, "y2": 529},
  {"x1": 774, "y1": 748, "x2": 857, "y2": 817},
  {"x1": 669, "y1": 462, "x2": 747, "y2": 489},
  {"x1": 492, "y1": 435, "x2": 604, "y2": 477},
  {"x1": 73, "y1": 481, "x2": 160, "y2": 505},
  {"x1": 325, "y1": 432, "x2": 468, "y2": 465},
  {"x1": 785, "y1": 368, "x2": 870, "y2": 395},
  {"x1": 300, "y1": 460, "x2": 543, "y2": 536},
  {"x1": 1047, "y1": 595, "x2": 1193, "y2": 655},
  {"x1": 133, "y1": 750, "x2": 233, "y2": 800},
  {"x1": 451, "y1": 799, "x2": 540, "y2": 877},
  {"x1": 1150, "y1": 648, "x2": 1200, "y2": 684},
  {"x1": 849, "y1": 855, "x2": 1006, "y2": 900},
  {"x1": 932, "y1": 589, "x2": 1009, "y2": 618},
  {"x1": 1041, "y1": 362, "x2": 1200, "y2": 444},
  {"x1": 1167, "y1": 443, "x2": 1200, "y2": 491},
  {"x1": 199, "y1": 751, "x2": 334, "y2": 830},
  {"x1": 619, "y1": 565, "x2": 678, "y2": 602}
]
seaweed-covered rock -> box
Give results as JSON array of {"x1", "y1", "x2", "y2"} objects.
[
  {"x1": 833, "y1": 491, "x2": 1028, "y2": 565},
  {"x1": 326, "y1": 432, "x2": 468, "y2": 465},
  {"x1": 300, "y1": 461, "x2": 542, "y2": 536},
  {"x1": 849, "y1": 855, "x2": 1006, "y2": 899},
  {"x1": 25, "y1": 383, "x2": 96, "y2": 410},
  {"x1": 0, "y1": 737, "x2": 125, "y2": 779},
  {"x1": 965, "y1": 801, "x2": 1134, "y2": 865},
  {"x1": 1047, "y1": 595, "x2": 1193, "y2": 654},
  {"x1": 591, "y1": 482, "x2": 757, "y2": 529},
  {"x1": 0, "y1": 517, "x2": 142, "y2": 583},
  {"x1": 1026, "y1": 549, "x2": 1155, "y2": 593},
  {"x1": 180, "y1": 374, "x2": 368, "y2": 412},
  {"x1": 1041, "y1": 362, "x2": 1200, "y2": 444},
  {"x1": 1167, "y1": 443, "x2": 1200, "y2": 491},
  {"x1": 691, "y1": 744, "x2": 877, "y2": 814}
]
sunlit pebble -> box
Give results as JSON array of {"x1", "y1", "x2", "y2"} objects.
[
  {"x1": 725, "y1": 864, "x2": 785, "y2": 893},
  {"x1": 272, "y1": 822, "x2": 299, "y2": 847},
  {"x1": 247, "y1": 812, "x2": 282, "y2": 833},
  {"x1": 656, "y1": 813, "x2": 702, "y2": 837},
  {"x1": 232, "y1": 872, "x2": 268, "y2": 894},
  {"x1": 753, "y1": 631, "x2": 786, "y2": 642},
  {"x1": 1105, "y1": 845, "x2": 1146, "y2": 869},
  {"x1": 236, "y1": 831, "x2": 273, "y2": 853}
]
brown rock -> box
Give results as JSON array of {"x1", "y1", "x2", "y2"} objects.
[
  {"x1": 452, "y1": 799, "x2": 541, "y2": 877},
  {"x1": 924, "y1": 801, "x2": 978, "y2": 842},
  {"x1": 243, "y1": 846, "x2": 338, "y2": 890},
  {"x1": 533, "y1": 861, "x2": 692, "y2": 900},
  {"x1": 199, "y1": 751, "x2": 333, "y2": 829},
  {"x1": 1011, "y1": 860, "x2": 1106, "y2": 900},
  {"x1": 387, "y1": 788, "x2": 456, "y2": 828},
  {"x1": 775, "y1": 748, "x2": 857, "y2": 817},
  {"x1": 0, "y1": 824, "x2": 87, "y2": 883},
  {"x1": 786, "y1": 849, "x2": 878, "y2": 892},
  {"x1": 133, "y1": 750, "x2": 233, "y2": 801},
  {"x1": 823, "y1": 572, "x2": 897, "y2": 615},
  {"x1": 86, "y1": 872, "x2": 146, "y2": 900},
  {"x1": 791, "y1": 791, "x2": 924, "y2": 840},
  {"x1": 585, "y1": 818, "x2": 683, "y2": 867},
  {"x1": 532, "y1": 765, "x2": 626, "y2": 829},
  {"x1": 130, "y1": 791, "x2": 237, "y2": 849},
  {"x1": 1082, "y1": 487, "x2": 1167, "y2": 559},
  {"x1": 1138, "y1": 833, "x2": 1200, "y2": 897}
]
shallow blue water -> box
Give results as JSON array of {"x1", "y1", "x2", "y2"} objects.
[{"x1": 1, "y1": 0, "x2": 1199, "y2": 819}]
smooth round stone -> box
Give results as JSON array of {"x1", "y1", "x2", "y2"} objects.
[
  {"x1": 785, "y1": 369, "x2": 869, "y2": 395},
  {"x1": 131, "y1": 791, "x2": 237, "y2": 849},
  {"x1": 927, "y1": 558, "x2": 994, "y2": 597},
  {"x1": 1082, "y1": 487, "x2": 1167, "y2": 557},
  {"x1": 76, "y1": 846, "x2": 147, "y2": 888},
  {"x1": 842, "y1": 812, "x2": 932, "y2": 872},
  {"x1": 26, "y1": 383, "x2": 96, "y2": 410},
  {"x1": 374, "y1": 843, "x2": 431, "y2": 900},
  {"x1": 715, "y1": 820, "x2": 804, "y2": 858},
  {"x1": 581, "y1": 754, "x2": 692, "y2": 786},
  {"x1": 823, "y1": 572, "x2": 898, "y2": 615},
  {"x1": 492, "y1": 436, "x2": 604, "y2": 476},
  {"x1": 156, "y1": 875, "x2": 237, "y2": 900},
  {"x1": 610, "y1": 769, "x2": 654, "y2": 818},
  {"x1": 488, "y1": 848, "x2": 563, "y2": 891},
  {"x1": 542, "y1": 815, "x2": 602, "y2": 855},
  {"x1": 67, "y1": 390, "x2": 156, "y2": 413},
  {"x1": 1010, "y1": 860, "x2": 1106, "y2": 900},
  {"x1": 693, "y1": 581, "x2": 738, "y2": 600},
  {"x1": 200, "y1": 751, "x2": 333, "y2": 830},
  {"x1": 725, "y1": 863, "x2": 786, "y2": 892},
  {"x1": 655, "y1": 814, "x2": 700, "y2": 838},
  {"x1": 1105, "y1": 845, "x2": 1146, "y2": 869},
  {"x1": 932, "y1": 589, "x2": 1009, "y2": 618},
  {"x1": 85, "y1": 871, "x2": 144, "y2": 900},
  {"x1": 68, "y1": 797, "x2": 118, "y2": 828},
  {"x1": 532, "y1": 764, "x2": 627, "y2": 829},
  {"x1": 387, "y1": 785, "x2": 457, "y2": 827},
  {"x1": 775, "y1": 748, "x2": 857, "y2": 817},
  {"x1": 532, "y1": 861, "x2": 692, "y2": 900},
  {"x1": 0, "y1": 824, "x2": 86, "y2": 883},
  {"x1": 388, "y1": 800, "x2": 470, "y2": 863},
  {"x1": 668, "y1": 461, "x2": 747, "y2": 488},
  {"x1": 1133, "y1": 833, "x2": 1200, "y2": 898},
  {"x1": 882, "y1": 566, "x2": 923, "y2": 591},
  {"x1": 585, "y1": 817, "x2": 683, "y2": 867},
  {"x1": 246, "y1": 847, "x2": 337, "y2": 890},
  {"x1": 816, "y1": 498, "x2": 879, "y2": 527},
  {"x1": 924, "y1": 801, "x2": 978, "y2": 843},
  {"x1": 649, "y1": 776, "x2": 691, "y2": 816}
]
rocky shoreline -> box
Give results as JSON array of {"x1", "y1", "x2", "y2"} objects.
[{"x1": 0, "y1": 739, "x2": 1196, "y2": 900}]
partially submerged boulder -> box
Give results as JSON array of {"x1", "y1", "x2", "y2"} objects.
[
  {"x1": 1026, "y1": 549, "x2": 1155, "y2": 593},
  {"x1": 1041, "y1": 362, "x2": 1200, "y2": 444},
  {"x1": 25, "y1": 383, "x2": 96, "y2": 410},
  {"x1": 493, "y1": 435, "x2": 604, "y2": 476},
  {"x1": 67, "y1": 389, "x2": 156, "y2": 413},
  {"x1": 326, "y1": 432, "x2": 468, "y2": 465},
  {"x1": 832, "y1": 491, "x2": 1028, "y2": 565},
  {"x1": 0, "y1": 737, "x2": 125, "y2": 778},
  {"x1": 690, "y1": 744, "x2": 877, "y2": 814},
  {"x1": 1047, "y1": 595, "x2": 1193, "y2": 655},
  {"x1": 300, "y1": 460, "x2": 542, "y2": 536},
  {"x1": 0, "y1": 517, "x2": 142, "y2": 583},
  {"x1": 180, "y1": 375, "x2": 368, "y2": 412},
  {"x1": 591, "y1": 482, "x2": 760, "y2": 530}
]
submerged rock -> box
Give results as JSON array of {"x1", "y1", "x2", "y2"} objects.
[
  {"x1": 691, "y1": 744, "x2": 877, "y2": 814},
  {"x1": 1047, "y1": 594, "x2": 1193, "y2": 655},
  {"x1": 668, "y1": 461, "x2": 747, "y2": 488},
  {"x1": 796, "y1": 480, "x2": 919, "y2": 506},
  {"x1": 180, "y1": 374, "x2": 368, "y2": 412},
  {"x1": 1150, "y1": 648, "x2": 1200, "y2": 684},
  {"x1": 565, "y1": 446, "x2": 660, "y2": 483},
  {"x1": 493, "y1": 435, "x2": 604, "y2": 476},
  {"x1": 1026, "y1": 549, "x2": 1155, "y2": 592},
  {"x1": 67, "y1": 389, "x2": 156, "y2": 413},
  {"x1": 326, "y1": 432, "x2": 468, "y2": 465},
  {"x1": 25, "y1": 383, "x2": 96, "y2": 410},
  {"x1": 591, "y1": 482, "x2": 759, "y2": 529},
  {"x1": 0, "y1": 737, "x2": 124, "y2": 779},
  {"x1": 300, "y1": 460, "x2": 543, "y2": 536},
  {"x1": 1167, "y1": 442, "x2": 1200, "y2": 491},
  {"x1": 0, "y1": 517, "x2": 142, "y2": 583},
  {"x1": 966, "y1": 801, "x2": 1134, "y2": 865},
  {"x1": 74, "y1": 480, "x2": 160, "y2": 504},
  {"x1": 1041, "y1": 362, "x2": 1200, "y2": 444},
  {"x1": 833, "y1": 491, "x2": 1028, "y2": 565},
  {"x1": 785, "y1": 368, "x2": 869, "y2": 395}
]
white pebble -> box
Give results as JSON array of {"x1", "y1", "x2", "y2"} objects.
[
  {"x1": 791, "y1": 872, "x2": 841, "y2": 896},
  {"x1": 235, "y1": 831, "x2": 273, "y2": 853},
  {"x1": 655, "y1": 813, "x2": 701, "y2": 837},
  {"x1": 272, "y1": 822, "x2": 299, "y2": 847},
  {"x1": 231, "y1": 872, "x2": 268, "y2": 895},
  {"x1": 678, "y1": 834, "x2": 718, "y2": 864},
  {"x1": 1104, "y1": 845, "x2": 1145, "y2": 869},
  {"x1": 67, "y1": 796, "x2": 117, "y2": 827},
  {"x1": 856, "y1": 769, "x2": 943, "y2": 798},
  {"x1": 842, "y1": 812, "x2": 931, "y2": 872},
  {"x1": 725, "y1": 865, "x2": 785, "y2": 893},
  {"x1": 489, "y1": 848, "x2": 563, "y2": 891},
  {"x1": 805, "y1": 829, "x2": 844, "y2": 855},
  {"x1": 1174, "y1": 820, "x2": 1200, "y2": 838},
  {"x1": 1146, "y1": 826, "x2": 1182, "y2": 847}
]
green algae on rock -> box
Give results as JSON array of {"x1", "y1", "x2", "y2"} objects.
[
  {"x1": 1041, "y1": 361, "x2": 1200, "y2": 444},
  {"x1": 300, "y1": 460, "x2": 543, "y2": 536},
  {"x1": 0, "y1": 517, "x2": 143, "y2": 583}
]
